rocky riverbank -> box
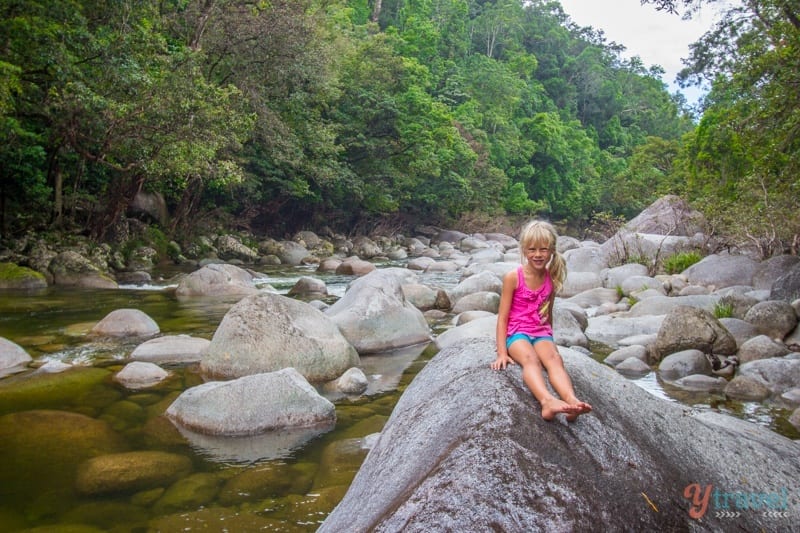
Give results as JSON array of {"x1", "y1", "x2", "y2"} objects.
[{"x1": 1, "y1": 195, "x2": 800, "y2": 530}]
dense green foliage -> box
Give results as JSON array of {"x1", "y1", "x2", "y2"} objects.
[
  {"x1": 1, "y1": 0, "x2": 796, "y2": 250},
  {"x1": 647, "y1": 0, "x2": 800, "y2": 255}
]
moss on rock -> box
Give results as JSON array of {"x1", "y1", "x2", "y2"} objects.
[{"x1": 0, "y1": 262, "x2": 47, "y2": 289}]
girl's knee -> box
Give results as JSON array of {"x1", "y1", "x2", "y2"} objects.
[
  {"x1": 537, "y1": 348, "x2": 563, "y2": 366},
  {"x1": 514, "y1": 352, "x2": 541, "y2": 367}
]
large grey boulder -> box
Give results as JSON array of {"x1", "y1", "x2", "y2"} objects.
[
  {"x1": 335, "y1": 256, "x2": 376, "y2": 276},
  {"x1": 434, "y1": 315, "x2": 496, "y2": 351},
  {"x1": 654, "y1": 306, "x2": 737, "y2": 361},
  {"x1": 735, "y1": 357, "x2": 800, "y2": 397},
  {"x1": 90, "y1": 308, "x2": 160, "y2": 338},
  {"x1": 451, "y1": 291, "x2": 499, "y2": 314},
  {"x1": 600, "y1": 232, "x2": 698, "y2": 267},
  {"x1": 620, "y1": 275, "x2": 664, "y2": 297},
  {"x1": 718, "y1": 317, "x2": 760, "y2": 348},
  {"x1": 276, "y1": 240, "x2": 312, "y2": 266},
  {"x1": 48, "y1": 250, "x2": 118, "y2": 289},
  {"x1": 325, "y1": 270, "x2": 431, "y2": 354},
  {"x1": 563, "y1": 246, "x2": 609, "y2": 274},
  {"x1": 627, "y1": 294, "x2": 719, "y2": 317},
  {"x1": 585, "y1": 314, "x2": 665, "y2": 348},
  {"x1": 753, "y1": 255, "x2": 800, "y2": 291},
  {"x1": 215, "y1": 235, "x2": 259, "y2": 263},
  {"x1": 743, "y1": 300, "x2": 798, "y2": 340},
  {"x1": 622, "y1": 195, "x2": 706, "y2": 236},
  {"x1": 604, "y1": 345, "x2": 648, "y2": 367},
  {"x1": 174, "y1": 263, "x2": 261, "y2": 297},
  {"x1": 447, "y1": 270, "x2": 502, "y2": 304},
  {"x1": 484, "y1": 232, "x2": 518, "y2": 250},
  {"x1": 166, "y1": 368, "x2": 335, "y2": 436},
  {"x1": 466, "y1": 247, "x2": 504, "y2": 264},
  {"x1": 601, "y1": 263, "x2": 649, "y2": 289},
  {"x1": 436, "y1": 229, "x2": 468, "y2": 244},
  {"x1": 683, "y1": 254, "x2": 759, "y2": 290},
  {"x1": 287, "y1": 276, "x2": 328, "y2": 298},
  {"x1": 737, "y1": 335, "x2": 791, "y2": 364},
  {"x1": 201, "y1": 292, "x2": 358, "y2": 381},
  {"x1": 771, "y1": 263, "x2": 800, "y2": 302},
  {"x1": 352, "y1": 236, "x2": 382, "y2": 259},
  {"x1": 659, "y1": 349, "x2": 712, "y2": 380},
  {"x1": 401, "y1": 283, "x2": 439, "y2": 311},
  {"x1": 460, "y1": 261, "x2": 517, "y2": 280},
  {"x1": 553, "y1": 307, "x2": 588, "y2": 348},
  {"x1": 561, "y1": 271, "x2": 602, "y2": 298},
  {"x1": 320, "y1": 339, "x2": 799, "y2": 532},
  {"x1": 564, "y1": 287, "x2": 620, "y2": 309}
]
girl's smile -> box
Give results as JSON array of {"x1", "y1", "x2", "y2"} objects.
[{"x1": 526, "y1": 245, "x2": 552, "y2": 270}]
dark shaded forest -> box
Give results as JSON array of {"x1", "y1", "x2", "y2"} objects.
[{"x1": 1, "y1": 0, "x2": 797, "y2": 255}]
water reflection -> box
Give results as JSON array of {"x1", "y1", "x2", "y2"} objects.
[{"x1": 176, "y1": 422, "x2": 338, "y2": 465}]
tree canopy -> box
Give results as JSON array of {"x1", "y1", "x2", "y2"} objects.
[{"x1": 2, "y1": 0, "x2": 796, "y2": 253}]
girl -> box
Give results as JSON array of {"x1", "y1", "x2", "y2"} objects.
[{"x1": 491, "y1": 220, "x2": 592, "y2": 421}]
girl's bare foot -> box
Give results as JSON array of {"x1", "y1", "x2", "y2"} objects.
[
  {"x1": 540, "y1": 397, "x2": 583, "y2": 421},
  {"x1": 565, "y1": 400, "x2": 592, "y2": 422}
]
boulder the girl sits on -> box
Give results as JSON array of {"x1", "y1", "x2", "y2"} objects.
[{"x1": 491, "y1": 220, "x2": 592, "y2": 421}]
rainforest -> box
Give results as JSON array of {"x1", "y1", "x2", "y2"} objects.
[{"x1": 1, "y1": 0, "x2": 798, "y2": 253}]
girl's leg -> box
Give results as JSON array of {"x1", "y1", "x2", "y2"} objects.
[
  {"x1": 533, "y1": 340, "x2": 592, "y2": 420},
  {"x1": 508, "y1": 339, "x2": 584, "y2": 420}
]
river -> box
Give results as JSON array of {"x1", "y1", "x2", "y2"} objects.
[{"x1": 0, "y1": 263, "x2": 795, "y2": 531}]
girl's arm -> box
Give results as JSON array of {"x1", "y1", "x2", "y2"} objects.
[
  {"x1": 492, "y1": 270, "x2": 517, "y2": 369},
  {"x1": 545, "y1": 290, "x2": 555, "y2": 326}
]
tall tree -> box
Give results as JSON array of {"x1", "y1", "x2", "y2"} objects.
[{"x1": 648, "y1": 0, "x2": 800, "y2": 253}]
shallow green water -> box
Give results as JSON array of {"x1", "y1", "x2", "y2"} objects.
[
  {"x1": 0, "y1": 266, "x2": 796, "y2": 532},
  {"x1": 0, "y1": 268, "x2": 439, "y2": 532}
]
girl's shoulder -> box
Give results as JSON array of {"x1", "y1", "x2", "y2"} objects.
[{"x1": 503, "y1": 267, "x2": 520, "y2": 287}]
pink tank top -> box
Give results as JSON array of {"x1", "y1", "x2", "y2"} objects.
[{"x1": 507, "y1": 266, "x2": 553, "y2": 337}]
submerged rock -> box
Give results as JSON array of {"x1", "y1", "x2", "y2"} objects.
[
  {"x1": 0, "y1": 410, "x2": 128, "y2": 502},
  {"x1": 75, "y1": 451, "x2": 192, "y2": 496}
]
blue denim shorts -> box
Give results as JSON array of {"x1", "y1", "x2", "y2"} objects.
[{"x1": 506, "y1": 333, "x2": 554, "y2": 349}]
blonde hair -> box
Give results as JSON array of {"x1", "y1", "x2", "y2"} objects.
[{"x1": 519, "y1": 220, "x2": 567, "y2": 295}]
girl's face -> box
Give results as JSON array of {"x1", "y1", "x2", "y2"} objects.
[{"x1": 524, "y1": 239, "x2": 553, "y2": 270}]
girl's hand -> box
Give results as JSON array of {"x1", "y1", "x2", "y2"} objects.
[{"x1": 491, "y1": 354, "x2": 514, "y2": 370}]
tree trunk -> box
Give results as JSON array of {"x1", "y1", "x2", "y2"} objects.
[
  {"x1": 90, "y1": 173, "x2": 145, "y2": 241},
  {"x1": 169, "y1": 175, "x2": 204, "y2": 237},
  {"x1": 371, "y1": 0, "x2": 382, "y2": 22},
  {"x1": 52, "y1": 166, "x2": 63, "y2": 228}
]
